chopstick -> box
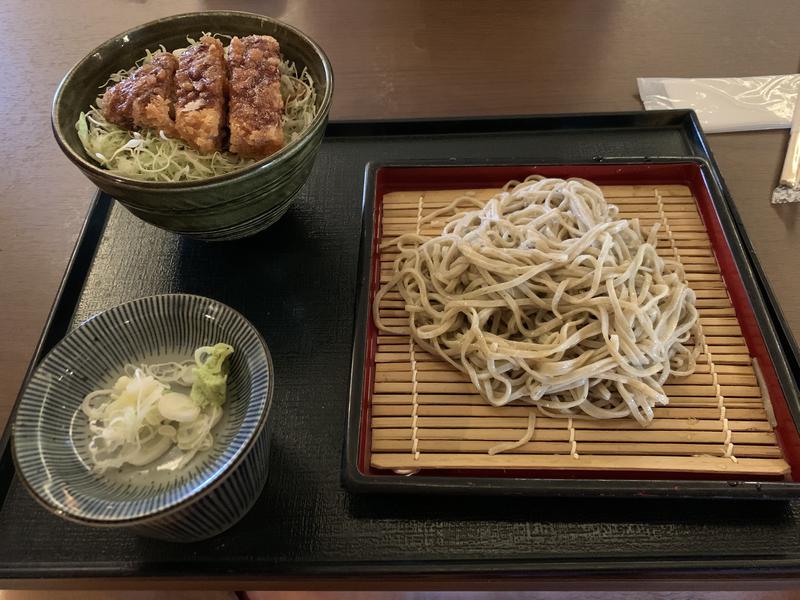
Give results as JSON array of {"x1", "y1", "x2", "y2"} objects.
[{"x1": 771, "y1": 96, "x2": 800, "y2": 203}]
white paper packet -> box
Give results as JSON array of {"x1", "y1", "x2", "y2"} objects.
[{"x1": 638, "y1": 75, "x2": 800, "y2": 133}]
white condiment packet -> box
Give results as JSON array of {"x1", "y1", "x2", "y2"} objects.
[{"x1": 638, "y1": 75, "x2": 800, "y2": 133}]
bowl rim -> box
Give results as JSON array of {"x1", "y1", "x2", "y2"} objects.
[
  {"x1": 11, "y1": 293, "x2": 275, "y2": 527},
  {"x1": 51, "y1": 10, "x2": 334, "y2": 191}
]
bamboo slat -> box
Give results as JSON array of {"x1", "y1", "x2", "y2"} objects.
[
  {"x1": 368, "y1": 185, "x2": 789, "y2": 476},
  {"x1": 371, "y1": 454, "x2": 789, "y2": 476},
  {"x1": 371, "y1": 439, "x2": 783, "y2": 458}
]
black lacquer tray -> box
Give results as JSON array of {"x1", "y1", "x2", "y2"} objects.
[{"x1": 4, "y1": 112, "x2": 800, "y2": 585}]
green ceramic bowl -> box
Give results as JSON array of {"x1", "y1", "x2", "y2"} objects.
[{"x1": 52, "y1": 11, "x2": 333, "y2": 241}]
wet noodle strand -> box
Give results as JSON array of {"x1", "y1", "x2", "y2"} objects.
[{"x1": 374, "y1": 177, "x2": 701, "y2": 426}]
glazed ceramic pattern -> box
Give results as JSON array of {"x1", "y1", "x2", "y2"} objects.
[
  {"x1": 51, "y1": 12, "x2": 333, "y2": 240},
  {"x1": 13, "y1": 294, "x2": 273, "y2": 541}
]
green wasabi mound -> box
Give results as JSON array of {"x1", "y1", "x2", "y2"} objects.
[{"x1": 191, "y1": 343, "x2": 235, "y2": 408}]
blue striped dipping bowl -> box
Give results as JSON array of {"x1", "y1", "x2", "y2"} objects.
[{"x1": 12, "y1": 294, "x2": 274, "y2": 542}]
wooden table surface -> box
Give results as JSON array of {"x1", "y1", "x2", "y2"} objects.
[
  {"x1": 0, "y1": 0, "x2": 799, "y2": 587},
  {"x1": 2, "y1": 0, "x2": 798, "y2": 423},
  {"x1": 2, "y1": 1, "x2": 799, "y2": 429}
]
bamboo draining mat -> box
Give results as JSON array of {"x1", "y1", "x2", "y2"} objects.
[{"x1": 371, "y1": 184, "x2": 790, "y2": 477}]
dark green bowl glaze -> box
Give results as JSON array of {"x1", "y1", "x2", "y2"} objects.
[{"x1": 52, "y1": 11, "x2": 333, "y2": 241}]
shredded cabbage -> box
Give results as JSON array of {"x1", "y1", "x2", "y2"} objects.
[
  {"x1": 75, "y1": 34, "x2": 318, "y2": 182},
  {"x1": 81, "y1": 344, "x2": 234, "y2": 473}
]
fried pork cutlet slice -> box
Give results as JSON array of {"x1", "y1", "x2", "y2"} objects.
[
  {"x1": 101, "y1": 52, "x2": 178, "y2": 135},
  {"x1": 174, "y1": 35, "x2": 228, "y2": 154},
  {"x1": 227, "y1": 35, "x2": 285, "y2": 159}
]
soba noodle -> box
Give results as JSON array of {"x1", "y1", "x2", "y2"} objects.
[{"x1": 373, "y1": 176, "x2": 701, "y2": 426}]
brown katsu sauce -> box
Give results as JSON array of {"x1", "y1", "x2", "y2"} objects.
[
  {"x1": 227, "y1": 35, "x2": 285, "y2": 158},
  {"x1": 174, "y1": 35, "x2": 228, "y2": 153},
  {"x1": 99, "y1": 34, "x2": 290, "y2": 158},
  {"x1": 101, "y1": 52, "x2": 178, "y2": 134}
]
